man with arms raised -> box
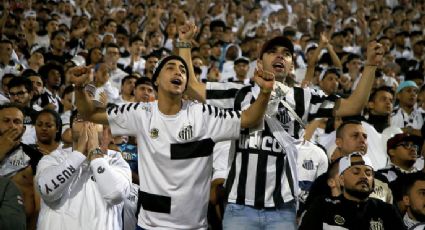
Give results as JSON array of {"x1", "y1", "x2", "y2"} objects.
[
  {"x1": 69, "y1": 23, "x2": 274, "y2": 230},
  {"x1": 179, "y1": 22, "x2": 383, "y2": 229}
]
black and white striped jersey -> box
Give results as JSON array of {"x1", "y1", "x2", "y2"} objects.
[
  {"x1": 107, "y1": 101, "x2": 241, "y2": 229},
  {"x1": 206, "y1": 82, "x2": 339, "y2": 208}
]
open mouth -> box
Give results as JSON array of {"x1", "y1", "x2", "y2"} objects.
[
  {"x1": 272, "y1": 62, "x2": 285, "y2": 71},
  {"x1": 171, "y1": 78, "x2": 183, "y2": 86}
]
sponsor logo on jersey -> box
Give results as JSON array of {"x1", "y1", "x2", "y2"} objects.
[
  {"x1": 178, "y1": 125, "x2": 193, "y2": 141},
  {"x1": 150, "y1": 128, "x2": 159, "y2": 139},
  {"x1": 369, "y1": 218, "x2": 384, "y2": 230},
  {"x1": 97, "y1": 166, "x2": 105, "y2": 174},
  {"x1": 302, "y1": 159, "x2": 314, "y2": 170},
  {"x1": 334, "y1": 215, "x2": 345, "y2": 225}
]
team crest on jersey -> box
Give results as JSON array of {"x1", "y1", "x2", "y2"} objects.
[
  {"x1": 150, "y1": 128, "x2": 159, "y2": 139},
  {"x1": 369, "y1": 218, "x2": 384, "y2": 230},
  {"x1": 334, "y1": 215, "x2": 345, "y2": 225},
  {"x1": 276, "y1": 107, "x2": 291, "y2": 125},
  {"x1": 178, "y1": 125, "x2": 193, "y2": 141},
  {"x1": 302, "y1": 160, "x2": 314, "y2": 170}
]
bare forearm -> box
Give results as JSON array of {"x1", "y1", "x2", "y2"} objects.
[
  {"x1": 327, "y1": 45, "x2": 342, "y2": 68},
  {"x1": 179, "y1": 47, "x2": 206, "y2": 102},
  {"x1": 74, "y1": 88, "x2": 96, "y2": 119},
  {"x1": 241, "y1": 91, "x2": 271, "y2": 128},
  {"x1": 336, "y1": 66, "x2": 376, "y2": 116}
]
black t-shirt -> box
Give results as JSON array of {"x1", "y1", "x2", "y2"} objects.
[{"x1": 299, "y1": 195, "x2": 406, "y2": 230}]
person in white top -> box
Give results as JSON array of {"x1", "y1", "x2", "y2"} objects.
[
  {"x1": 69, "y1": 21, "x2": 274, "y2": 230},
  {"x1": 35, "y1": 112, "x2": 131, "y2": 230},
  {"x1": 104, "y1": 43, "x2": 128, "y2": 91}
]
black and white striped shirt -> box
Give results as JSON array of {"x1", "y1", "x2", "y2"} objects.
[{"x1": 206, "y1": 82, "x2": 339, "y2": 208}]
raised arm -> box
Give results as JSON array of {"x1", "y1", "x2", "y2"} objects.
[
  {"x1": 178, "y1": 22, "x2": 207, "y2": 102},
  {"x1": 86, "y1": 124, "x2": 131, "y2": 205},
  {"x1": 240, "y1": 63, "x2": 274, "y2": 129},
  {"x1": 36, "y1": 125, "x2": 89, "y2": 203},
  {"x1": 69, "y1": 67, "x2": 109, "y2": 125},
  {"x1": 335, "y1": 41, "x2": 384, "y2": 117}
]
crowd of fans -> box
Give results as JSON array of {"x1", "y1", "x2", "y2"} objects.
[{"x1": 0, "y1": 0, "x2": 424, "y2": 229}]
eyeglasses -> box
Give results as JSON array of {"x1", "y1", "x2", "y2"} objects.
[
  {"x1": 396, "y1": 142, "x2": 419, "y2": 151},
  {"x1": 9, "y1": 91, "x2": 28, "y2": 97}
]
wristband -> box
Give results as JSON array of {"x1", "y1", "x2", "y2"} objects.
[
  {"x1": 261, "y1": 88, "x2": 272, "y2": 94},
  {"x1": 176, "y1": 41, "x2": 192, "y2": 48}
]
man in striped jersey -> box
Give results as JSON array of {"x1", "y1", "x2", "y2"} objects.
[
  {"x1": 69, "y1": 23, "x2": 275, "y2": 229},
  {"x1": 179, "y1": 22, "x2": 384, "y2": 229}
]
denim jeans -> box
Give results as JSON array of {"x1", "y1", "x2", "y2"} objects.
[{"x1": 222, "y1": 201, "x2": 296, "y2": 230}]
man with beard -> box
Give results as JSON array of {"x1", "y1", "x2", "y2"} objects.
[
  {"x1": 333, "y1": 120, "x2": 393, "y2": 203},
  {"x1": 8, "y1": 77, "x2": 39, "y2": 144},
  {"x1": 299, "y1": 153, "x2": 406, "y2": 230},
  {"x1": 133, "y1": 77, "x2": 155, "y2": 102},
  {"x1": 377, "y1": 133, "x2": 423, "y2": 213},
  {"x1": 179, "y1": 20, "x2": 384, "y2": 228},
  {"x1": 43, "y1": 31, "x2": 73, "y2": 65},
  {"x1": 402, "y1": 172, "x2": 425, "y2": 229},
  {"x1": 0, "y1": 104, "x2": 43, "y2": 229}
]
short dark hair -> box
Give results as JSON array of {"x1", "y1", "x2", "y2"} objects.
[
  {"x1": 121, "y1": 75, "x2": 138, "y2": 85},
  {"x1": 7, "y1": 77, "x2": 33, "y2": 92},
  {"x1": 0, "y1": 39, "x2": 13, "y2": 46},
  {"x1": 336, "y1": 120, "x2": 362, "y2": 138},
  {"x1": 369, "y1": 86, "x2": 394, "y2": 102},
  {"x1": 401, "y1": 172, "x2": 425, "y2": 198},
  {"x1": 62, "y1": 85, "x2": 74, "y2": 98},
  {"x1": 38, "y1": 62, "x2": 64, "y2": 83},
  {"x1": 50, "y1": 30, "x2": 67, "y2": 40},
  {"x1": 35, "y1": 109, "x2": 62, "y2": 142},
  {"x1": 130, "y1": 36, "x2": 144, "y2": 46},
  {"x1": 105, "y1": 43, "x2": 120, "y2": 50},
  {"x1": 0, "y1": 103, "x2": 23, "y2": 114},
  {"x1": 104, "y1": 19, "x2": 116, "y2": 27},
  {"x1": 21, "y1": 69, "x2": 40, "y2": 78},
  {"x1": 135, "y1": 77, "x2": 153, "y2": 87}
]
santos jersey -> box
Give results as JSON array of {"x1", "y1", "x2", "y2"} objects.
[
  {"x1": 206, "y1": 82, "x2": 338, "y2": 209},
  {"x1": 107, "y1": 100, "x2": 241, "y2": 229}
]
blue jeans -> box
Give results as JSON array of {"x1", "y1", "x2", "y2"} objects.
[{"x1": 222, "y1": 202, "x2": 296, "y2": 230}]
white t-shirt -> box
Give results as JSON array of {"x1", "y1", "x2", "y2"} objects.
[
  {"x1": 107, "y1": 101, "x2": 241, "y2": 229},
  {"x1": 35, "y1": 149, "x2": 131, "y2": 230}
]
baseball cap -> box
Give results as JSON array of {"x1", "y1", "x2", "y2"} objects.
[
  {"x1": 260, "y1": 36, "x2": 294, "y2": 58},
  {"x1": 24, "y1": 10, "x2": 36, "y2": 19},
  {"x1": 387, "y1": 133, "x2": 423, "y2": 151},
  {"x1": 396, "y1": 80, "x2": 418, "y2": 94},
  {"x1": 234, "y1": 56, "x2": 250, "y2": 65},
  {"x1": 338, "y1": 152, "x2": 373, "y2": 175},
  {"x1": 319, "y1": 67, "x2": 341, "y2": 81}
]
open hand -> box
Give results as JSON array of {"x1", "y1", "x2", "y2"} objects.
[{"x1": 0, "y1": 128, "x2": 21, "y2": 154}]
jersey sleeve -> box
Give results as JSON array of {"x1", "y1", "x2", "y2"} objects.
[
  {"x1": 201, "y1": 104, "x2": 241, "y2": 143},
  {"x1": 107, "y1": 102, "x2": 147, "y2": 136},
  {"x1": 206, "y1": 82, "x2": 245, "y2": 109},
  {"x1": 304, "y1": 87, "x2": 340, "y2": 121},
  {"x1": 90, "y1": 151, "x2": 131, "y2": 205},
  {"x1": 35, "y1": 150, "x2": 86, "y2": 204}
]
